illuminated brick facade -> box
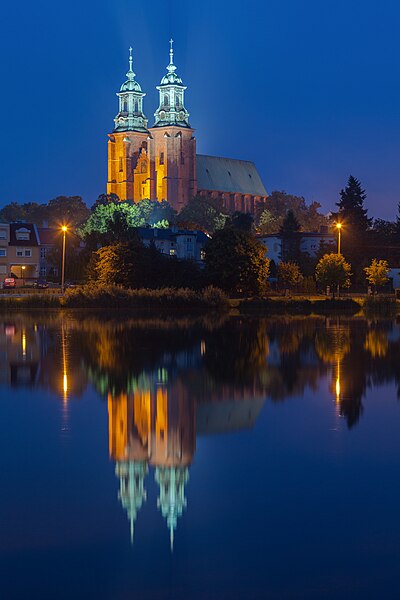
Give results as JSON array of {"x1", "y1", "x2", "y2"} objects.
[{"x1": 107, "y1": 43, "x2": 267, "y2": 214}]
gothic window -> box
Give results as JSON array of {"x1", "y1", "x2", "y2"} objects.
[{"x1": 160, "y1": 152, "x2": 164, "y2": 165}]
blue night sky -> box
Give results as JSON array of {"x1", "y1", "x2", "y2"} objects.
[{"x1": 1, "y1": 0, "x2": 399, "y2": 219}]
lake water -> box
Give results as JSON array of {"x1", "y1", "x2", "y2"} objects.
[{"x1": 0, "y1": 312, "x2": 400, "y2": 599}]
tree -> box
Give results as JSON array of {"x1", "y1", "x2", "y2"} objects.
[
  {"x1": 0, "y1": 196, "x2": 90, "y2": 228},
  {"x1": 279, "y1": 210, "x2": 302, "y2": 263},
  {"x1": 95, "y1": 243, "x2": 135, "y2": 287},
  {"x1": 177, "y1": 195, "x2": 228, "y2": 233},
  {"x1": 80, "y1": 200, "x2": 175, "y2": 247},
  {"x1": 257, "y1": 208, "x2": 281, "y2": 234},
  {"x1": 336, "y1": 176, "x2": 371, "y2": 233},
  {"x1": 205, "y1": 229, "x2": 270, "y2": 295},
  {"x1": 45, "y1": 196, "x2": 90, "y2": 227},
  {"x1": 277, "y1": 262, "x2": 303, "y2": 289},
  {"x1": 256, "y1": 191, "x2": 328, "y2": 233},
  {"x1": 315, "y1": 253, "x2": 352, "y2": 296},
  {"x1": 227, "y1": 211, "x2": 254, "y2": 233},
  {"x1": 364, "y1": 259, "x2": 389, "y2": 291}
]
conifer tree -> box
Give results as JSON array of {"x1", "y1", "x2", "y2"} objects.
[
  {"x1": 336, "y1": 176, "x2": 371, "y2": 233},
  {"x1": 279, "y1": 210, "x2": 301, "y2": 262}
]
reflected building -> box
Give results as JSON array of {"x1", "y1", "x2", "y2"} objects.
[{"x1": 107, "y1": 373, "x2": 264, "y2": 548}]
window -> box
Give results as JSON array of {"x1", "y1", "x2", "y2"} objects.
[
  {"x1": 40, "y1": 267, "x2": 47, "y2": 277},
  {"x1": 40, "y1": 248, "x2": 47, "y2": 259},
  {"x1": 122, "y1": 100, "x2": 128, "y2": 112},
  {"x1": 175, "y1": 95, "x2": 180, "y2": 107},
  {"x1": 16, "y1": 248, "x2": 31, "y2": 258},
  {"x1": 170, "y1": 248, "x2": 176, "y2": 256},
  {"x1": 164, "y1": 95, "x2": 169, "y2": 106},
  {"x1": 0, "y1": 248, "x2": 6, "y2": 257},
  {"x1": 119, "y1": 157, "x2": 123, "y2": 172},
  {"x1": 200, "y1": 250, "x2": 206, "y2": 261},
  {"x1": 159, "y1": 152, "x2": 164, "y2": 165},
  {"x1": 0, "y1": 229, "x2": 6, "y2": 240},
  {"x1": 16, "y1": 228, "x2": 30, "y2": 241}
]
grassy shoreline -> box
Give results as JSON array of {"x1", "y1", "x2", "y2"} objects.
[{"x1": 0, "y1": 287, "x2": 398, "y2": 316}]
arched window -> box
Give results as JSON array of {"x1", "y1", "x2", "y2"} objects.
[
  {"x1": 175, "y1": 95, "x2": 180, "y2": 107},
  {"x1": 164, "y1": 95, "x2": 169, "y2": 107},
  {"x1": 122, "y1": 99, "x2": 128, "y2": 112},
  {"x1": 134, "y1": 101, "x2": 139, "y2": 112}
]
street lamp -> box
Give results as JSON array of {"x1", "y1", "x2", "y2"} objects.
[
  {"x1": 336, "y1": 222, "x2": 342, "y2": 255},
  {"x1": 21, "y1": 265, "x2": 26, "y2": 286},
  {"x1": 61, "y1": 226, "x2": 68, "y2": 294}
]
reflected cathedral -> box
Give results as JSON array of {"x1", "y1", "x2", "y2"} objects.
[{"x1": 1, "y1": 313, "x2": 400, "y2": 547}]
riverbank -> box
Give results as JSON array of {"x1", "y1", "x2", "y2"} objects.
[
  {"x1": 0, "y1": 287, "x2": 398, "y2": 316},
  {"x1": 0, "y1": 284, "x2": 229, "y2": 312},
  {"x1": 235, "y1": 295, "x2": 400, "y2": 316}
]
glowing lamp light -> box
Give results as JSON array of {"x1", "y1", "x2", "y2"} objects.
[
  {"x1": 61, "y1": 225, "x2": 68, "y2": 232},
  {"x1": 335, "y1": 377, "x2": 340, "y2": 401}
]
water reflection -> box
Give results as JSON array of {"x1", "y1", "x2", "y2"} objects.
[{"x1": 1, "y1": 312, "x2": 400, "y2": 547}]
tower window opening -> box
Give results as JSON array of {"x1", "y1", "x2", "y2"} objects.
[
  {"x1": 159, "y1": 152, "x2": 164, "y2": 165},
  {"x1": 122, "y1": 100, "x2": 128, "y2": 112},
  {"x1": 164, "y1": 95, "x2": 169, "y2": 107},
  {"x1": 134, "y1": 101, "x2": 138, "y2": 112},
  {"x1": 175, "y1": 95, "x2": 180, "y2": 107}
]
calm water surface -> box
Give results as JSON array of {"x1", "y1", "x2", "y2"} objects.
[{"x1": 1, "y1": 312, "x2": 400, "y2": 600}]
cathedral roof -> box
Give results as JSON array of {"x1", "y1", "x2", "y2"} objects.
[{"x1": 196, "y1": 155, "x2": 268, "y2": 197}]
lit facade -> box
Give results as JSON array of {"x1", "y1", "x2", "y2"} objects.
[{"x1": 107, "y1": 44, "x2": 268, "y2": 213}]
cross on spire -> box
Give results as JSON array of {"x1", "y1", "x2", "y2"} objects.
[
  {"x1": 129, "y1": 46, "x2": 133, "y2": 71},
  {"x1": 169, "y1": 39, "x2": 174, "y2": 64}
]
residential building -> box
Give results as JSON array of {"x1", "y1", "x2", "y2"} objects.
[
  {"x1": 106, "y1": 44, "x2": 268, "y2": 214},
  {"x1": 137, "y1": 226, "x2": 208, "y2": 263},
  {"x1": 0, "y1": 223, "x2": 40, "y2": 282},
  {"x1": 259, "y1": 229, "x2": 336, "y2": 264}
]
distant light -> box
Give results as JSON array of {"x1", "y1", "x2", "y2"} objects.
[
  {"x1": 336, "y1": 223, "x2": 342, "y2": 230},
  {"x1": 61, "y1": 225, "x2": 68, "y2": 233}
]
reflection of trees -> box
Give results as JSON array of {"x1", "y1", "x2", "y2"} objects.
[{"x1": 364, "y1": 329, "x2": 389, "y2": 358}]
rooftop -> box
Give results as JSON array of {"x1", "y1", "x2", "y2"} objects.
[{"x1": 196, "y1": 155, "x2": 268, "y2": 197}]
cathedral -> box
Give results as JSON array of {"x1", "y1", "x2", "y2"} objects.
[{"x1": 107, "y1": 42, "x2": 268, "y2": 214}]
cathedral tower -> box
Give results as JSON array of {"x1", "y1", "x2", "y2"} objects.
[
  {"x1": 107, "y1": 48, "x2": 153, "y2": 201},
  {"x1": 149, "y1": 41, "x2": 197, "y2": 211}
]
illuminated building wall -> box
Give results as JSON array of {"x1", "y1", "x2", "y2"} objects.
[{"x1": 106, "y1": 44, "x2": 266, "y2": 213}]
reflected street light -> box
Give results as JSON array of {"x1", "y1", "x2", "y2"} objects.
[{"x1": 61, "y1": 226, "x2": 68, "y2": 294}]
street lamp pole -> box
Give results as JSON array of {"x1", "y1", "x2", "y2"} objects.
[
  {"x1": 21, "y1": 265, "x2": 26, "y2": 286},
  {"x1": 336, "y1": 223, "x2": 342, "y2": 297},
  {"x1": 61, "y1": 226, "x2": 67, "y2": 294},
  {"x1": 336, "y1": 223, "x2": 342, "y2": 255}
]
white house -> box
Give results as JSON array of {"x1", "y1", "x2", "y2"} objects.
[{"x1": 258, "y1": 229, "x2": 336, "y2": 264}]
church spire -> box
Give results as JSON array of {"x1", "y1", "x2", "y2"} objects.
[
  {"x1": 113, "y1": 47, "x2": 148, "y2": 133},
  {"x1": 155, "y1": 466, "x2": 189, "y2": 551},
  {"x1": 154, "y1": 41, "x2": 190, "y2": 128}
]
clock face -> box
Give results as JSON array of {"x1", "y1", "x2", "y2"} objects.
[{"x1": 159, "y1": 111, "x2": 166, "y2": 120}]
